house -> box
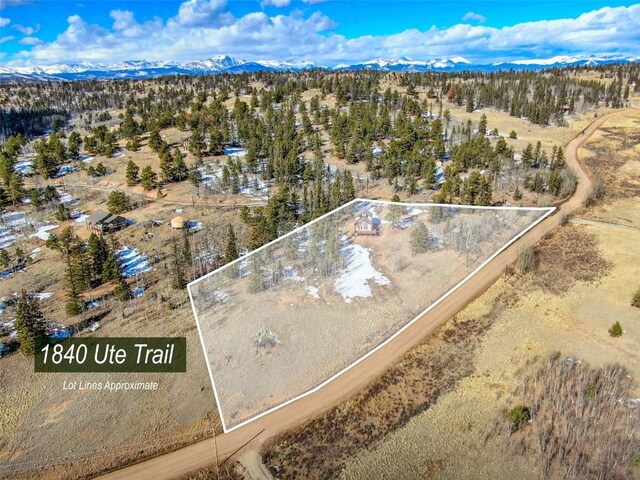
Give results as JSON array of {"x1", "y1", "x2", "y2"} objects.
[
  {"x1": 85, "y1": 211, "x2": 127, "y2": 234},
  {"x1": 354, "y1": 212, "x2": 379, "y2": 236}
]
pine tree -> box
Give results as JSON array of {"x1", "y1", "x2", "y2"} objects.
[
  {"x1": 14, "y1": 290, "x2": 47, "y2": 355},
  {"x1": 522, "y1": 143, "x2": 534, "y2": 168},
  {"x1": 225, "y1": 225, "x2": 239, "y2": 263},
  {"x1": 67, "y1": 132, "x2": 81, "y2": 162},
  {"x1": 608, "y1": 321, "x2": 623, "y2": 337},
  {"x1": 140, "y1": 166, "x2": 157, "y2": 191},
  {"x1": 29, "y1": 188, "x2": 42, "y2": 208},
  {"x1": 209, "y1": 128, "x2": 225, "y2": 156},
  {"x1": 149, "y1": 128, "x2": 163, "y2": 152},
  {"x1": 170, "y1": 234, "x2": 186, "y2": 290},
  {"x1": 188, "y1": 168, "x2": 202, "y2": 189},
  {"x1": 410, "y1": 222, "x2": 430, "y2": 254},
  {"x1": 189, "y1": 125, "x2": 206, "y2": 160},
  {"x1": 87, "y1": 233, "x2": 109, "y2": 286},
  {"x1": 173, "y1": 149, "x2": 188, "y2": 181},
  {"x1": 0, "y1": 248, "x2": 9, "y2": 268},
  {"x1": 181, "y1": 228, "x2": 192, "y2": 267},
  {"x1": 478, "y1": 114, "x2": 488, "y2": 136},
  {"x1": 8, "y1": 173, "x2": 24, "y2": 205},
  {"x1": 106, "y1": 191, "x2": 130, "y2": 214},
  {"x1": 125, "y1": 160, "x2": 140, "y2": 186}
]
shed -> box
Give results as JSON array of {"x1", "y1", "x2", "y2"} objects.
[
  {"x1": 354, "y1": 212, "x2": 379, "y2": 236},
  {"x1": 85, "y1": 211, "x2": 127, "y2": 234},
  {"x1": 170, "y1": 216, "x2": 186, "y2": 229}
]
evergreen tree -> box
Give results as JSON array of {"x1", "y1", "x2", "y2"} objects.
[
  {"x1": 125, "y1": 160, "x2": 140, "y2": 186},
  {"x1": 55, "y1": 203, "x2": 71, "y2": 221},
  {"x1": 188, "y1": 167, "x2": 202, "y2": 189},
  {"x1": 106, "y1": 190, "x2": 131, "y2": 214},
  {"x1": 67, "y1": 131, "x2": 81, "y2": 161},
  {"x1": 87, "y1": 233, "x2": 109, "y2": 286},
  {"x1": 140, "y1": 166, "x2": 157, "y2": 191},
  {"x1": 29, "y1": 188, "x2": 42, "y2": 208},
  {"x1": 0, "y1": 248, "x2": 9, "y2": 268},
  {"x1": 410, "y1": 222, "x2": 431, "y2": 254},
  {"x1": 181, "y1": 228, "x2": 192, "y2": 267},
  {"x1": 188, "y1": 125, "x2": 206, "y2": 160},
  {"x1": 170, "y1": 234, "x2": 186, "y2": 290},
  {"x1": 478, "y1": 114, "x2": 488, "y2": 136},
  {"x1": 14, "y1": 290, "x2": 47, "y2": 355},
  {"x1": 225, "y1": 225, "x2": 239, "y2": 263},
  {"x1": 8, "y1": 173, "x2": 25, "y2": 205},
  {"x1": 148, "y1": 128, "x2": 163, "y2": 152},
  {"x1": 209, "y1": 128, "x2": 225, "y2": 156}
]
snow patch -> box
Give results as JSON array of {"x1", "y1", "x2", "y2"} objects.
[
  {"x1": 132, "y1": 286, "x2": 146, "y2": 298},
  {"x1": 117, "y1": 246, "x2": 152, "y2": 278},
  {"x1": 29, "y1": 224, "x2": 58, "y2": 241},
  {"x1": 306, "y1": 285, "x2": 320, "y2": 299},
  {"x1": 334, "y1": 241, "x2": 391, "y2": 303},
  {"x1": 224, "y1": 147, "x2": 247, "y2": 157}
]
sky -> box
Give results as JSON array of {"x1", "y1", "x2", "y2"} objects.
[{"x1": 0, "y1": 0, "x2": 639, "y2": 67}]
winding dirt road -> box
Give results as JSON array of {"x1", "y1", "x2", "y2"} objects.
[{"x1": 98, "y1": 109, "x2": 633, "y2": 480}]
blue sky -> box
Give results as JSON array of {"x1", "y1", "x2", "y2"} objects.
[{"x1": 0, "y1": 0, "x2": 639, "y2": 66}]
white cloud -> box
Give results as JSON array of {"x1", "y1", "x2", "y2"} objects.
[
  {"x1": 0, "y1": 35, "x2": 14, "y2": 43},
  {"x1": 171, "y1": 0, "x2": 233, "y2": 27},
  {"x1": 261, "y1": 0, "x2": 291, "y2": 7},
  {"x1": 0, "y1": 16, "x2": 10, "y2": 27},
  {"x1": 6, "y1": 4, "x2": 640, "y2": 67},
  {"x1": 12, "y1": 22, "x2": 39, "y2": 35},
  {"x1": 18, "y1": 36, "x2": 43, "y2": 45},
  {"x1": 462, "y1": 12, "x2": 486, "y2": 24},
  {"x1": 0, "y1": 0, "x2": 34, "y2": 9}
]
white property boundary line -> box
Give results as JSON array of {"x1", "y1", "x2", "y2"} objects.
[{"x1": 187, "y1": 199, "x2": 555, "y2": 433}]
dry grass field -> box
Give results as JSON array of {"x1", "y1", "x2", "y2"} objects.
[
  {"x1": 190, "y1": 202, "x2": 548, "y2": 430},
  {"x1": 262, "y1": 110, "x2": 640, "y2": 480}
]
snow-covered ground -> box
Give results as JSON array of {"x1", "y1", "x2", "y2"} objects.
[
  {"x1": 54, "y1": 165, "x2": 77, "y2": 178},
  {"x1": 14, "y1": 160, "x2": 33, "y2": 175},
  {"x1": 334, "y1": 240, "x2": 391, "y2": 303},
  {"x1": 30, "y1": 292, "x2": 53, "y2": 301},
  {"x1": 406, "y1": 207, "x2": 425, "y2": 216},
  {"x1": 132, "y1": 286, "x2": 146, "y2": 298},
  {"x1": 214, "y1": 290, "x2": 230, "y2": 304},
  {"x1": 56, "y1": 188, "x2": 78, "y2": 206},
  {"x1": 0, "y1": 227, "x2": 16, "y2": 249},
  {"x1": 29, "y1": 224, "x2": 58, "y2": 241},
  {"x1": 1, "y1": 211, "x2": 28, "y2": 228},
  {"x1": 73, "y1": 212, "x2": 89, "y2": 224},
  {"x1": 306, "y1": 285, "x2": 320, "y2": 299},
  {"x1": 224, "y1": 147, "x2": 247, "y2": 157},
  {"x1": 117, "y1": 247, "x2": 153, "y2": 278},
  {"x1": 283, "y1": 266, "x2": 304, "y2": 282},
  {"x1": 0, "y1": 265, "x2": 25, "y2": 280},
  {"x1": 80, "y1": 154, "x2": 94, "y2": 163},
  {"x1": 198, "y1": 161, "x2": 269, "y2": 200},
  {"x1": 85, "y1": 300, "x2": 101, "y2": 310}
]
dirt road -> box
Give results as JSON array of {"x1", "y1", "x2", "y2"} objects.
[{"x1": 98, "y1": 109, "x2": 633, "y2": 480}]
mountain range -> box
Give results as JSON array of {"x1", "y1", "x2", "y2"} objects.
[{"x1": 0, "y1": 54, "x2": 637, "y2": 82}]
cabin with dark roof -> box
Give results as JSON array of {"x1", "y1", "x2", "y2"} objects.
[{"x1": 85, "y1": 211, "x2": 127, "y2": 234}]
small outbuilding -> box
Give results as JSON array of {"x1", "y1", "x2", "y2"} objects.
[
  {"x1": 85, "y1": 211, "x2": 127, "y2": 234},
  {"x1": 354, "y1": 212, "x2": 379, "y2": 236},
  {"x1": 170, "y1": 216, "x2": 186, "y2": 229}
]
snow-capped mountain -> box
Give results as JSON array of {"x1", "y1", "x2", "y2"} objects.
[
  {"x1": 334, "y1": 56, "x2": 472, "y2": 71},
  {"x1": 0, "y1": 54, "x2": 636, "y2": 82},
  {"x1": 493, "y1": 54, "x2": 640, "y2": 68}
]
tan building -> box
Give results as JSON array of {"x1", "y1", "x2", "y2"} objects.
[{"x1": 354, "y1": 212, "x2": 379, "y2": 236}]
